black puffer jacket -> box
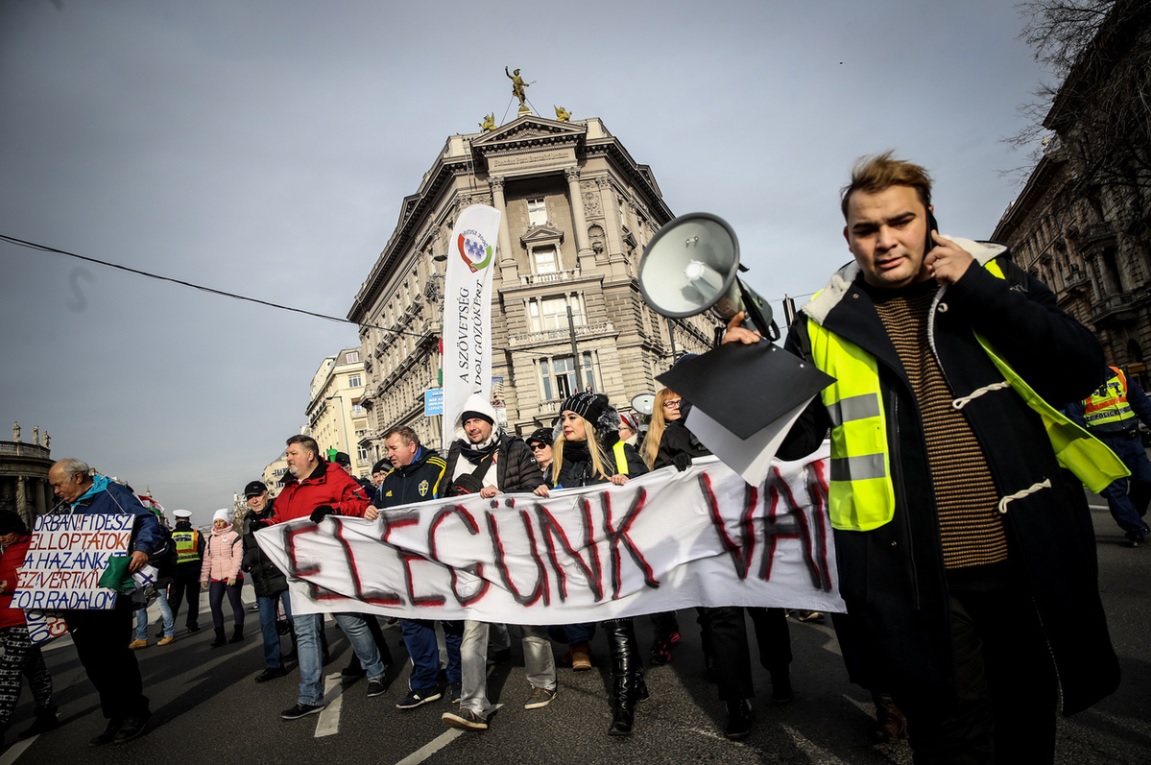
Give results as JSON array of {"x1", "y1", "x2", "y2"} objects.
[
  {"x1": 443, "y1": 432, "x2": 544, "y2": 495},
  {"x1": 242, "y1": 501, "x2": 287, "y2": 597}
]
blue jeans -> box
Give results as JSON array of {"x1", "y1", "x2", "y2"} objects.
[
  {"x1": 1099, "y1": 434, "x2": 1151, "y2": 535},
  {"x1": 547, "y1": 622, "x2": 596, "y2": 645},
  {"x1": 135, "y1": 586, "x2": 174, "y2": 640},
  {"x1": 400, "y1": 619, "x2": 462, "y2": 692},
  {"x1": 296, "y1": 612, "x2": 387, "y2": 706},
  {"x1": 257, "y1": 591, "x2": 293, "y2": 670}
]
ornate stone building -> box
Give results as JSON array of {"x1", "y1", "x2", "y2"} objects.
[
  {"x1": 992, "y1": 2, "x2": 1151, "y2": 384},
  {"x1": 348, "y1": 115, "x2": 714, "y2": 453},
  {"x1": 304, "y1": 347, "x2": 372, "y2": 477},
  {"x1": 1, "y1": 422, "x2": 55, "y2": 528}
]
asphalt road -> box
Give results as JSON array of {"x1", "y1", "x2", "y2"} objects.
[{"x1": 4, "y1": 502, "x2": 1149, "y2": 765}]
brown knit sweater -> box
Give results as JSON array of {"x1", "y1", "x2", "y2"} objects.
[{"x1": 872, "y1": 282, "x2": 1009, "y2": 570}]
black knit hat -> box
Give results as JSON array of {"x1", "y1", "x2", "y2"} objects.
[
  {"x1": 558, "y1": 391, "x2": 620, "y2": 439},
  {"x1": 560, "y1": 391, "x2": 608, "y2": 423},
  {"x1": 460, "y1": 410, "x2": 495, "y2": 426},
  {"x1": 525, "y1": 427, "x2": 553, "y2": 448}
]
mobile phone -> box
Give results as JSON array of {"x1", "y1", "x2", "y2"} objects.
[{"x1": 925, "y1": 210, "x2": 939, "y2": 254}]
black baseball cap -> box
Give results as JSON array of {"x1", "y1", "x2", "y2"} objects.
[
  {"x1": 243, "y1": 481, "x2": 268, "y2": 498},
  {"x1": 334, "y1": 452, "x2": 352, "y2": 467}
]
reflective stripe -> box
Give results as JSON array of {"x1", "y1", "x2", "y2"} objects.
[
  {"x1": 830, "y1": 453, "x2": 886, "y2": 482},
  {"x1": 613, "y1": 440, "x2": 629, "y2": 476},
  {"x1": 828, "y1": 393, "x2": 881, "y2": 426}
]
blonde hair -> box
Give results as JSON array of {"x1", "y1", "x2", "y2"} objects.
[
  {"x1": 551, "y1": 412, "x2": 611, "y2": 485},
  {"x1": 641, "y1": 388, "x2": 678, "y2": 469}
]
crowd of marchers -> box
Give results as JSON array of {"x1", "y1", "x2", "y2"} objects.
[{"x1": 3, "y1": 154, "x2": 1150, "y2": 765}]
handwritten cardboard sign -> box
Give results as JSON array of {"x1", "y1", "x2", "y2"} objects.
[{"x1": 14, "y1": 513, "x2": 133, "y2": 612}]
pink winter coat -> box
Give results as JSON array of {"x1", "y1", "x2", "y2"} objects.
[{"x1": 200, "y1": 526, "x2": 244, "y2": 583}]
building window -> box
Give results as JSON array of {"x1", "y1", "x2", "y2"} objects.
[
  {"x1": 345, "y1": 350, "x2": 360, "y2": 363},
  {"x1": 532, "y1": 245, "x2": 559, "y2": 274},
  {"x1": 528, "y1": 294, "x2": 585, "y2": 332},
  {"x1": 527, "y1": 197, "x2": 547, "y2": 227},
  {"x1": 540, "y1": 352, "x2": 597, "y2": 401},
  {"x1": 347, "y1": 374, "x2": 362, "y2": 388},
  {"x1": 357, "y1": 444, "x2": 370, "y2": 463},
  {"x1": 351, "y1": 403, "x2": 366, "y2": 416}
]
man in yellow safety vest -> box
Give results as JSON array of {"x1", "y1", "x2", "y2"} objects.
[
  {"x1": 723, "y1": 152, "x2": 1119, "y2": 765},
  {"x1": 1067, "y1": 365, "x2": 1151, "y2": 546}
]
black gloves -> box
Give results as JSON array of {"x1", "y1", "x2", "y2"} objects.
[
  {"x1": 310, "y1": 505, "x2": 335, "y2": 523},
  {"x1": 672, "y1": 453, "x2": 693, "y2": 472}
]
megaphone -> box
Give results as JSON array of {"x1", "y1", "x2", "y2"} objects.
[
  {"x1": 630, "y1": 392, "x2": 656, "y2": 417},
  {"x1": 638, "y1": 213, "x2": 779, "y2": 341}
]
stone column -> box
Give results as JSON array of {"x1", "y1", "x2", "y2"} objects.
[
  {"x1": 489, "y1": 176, "x2": 519, "y2": 282},
  {"x1": 565, "y1": 167, "x2": 592, "y2": 262},
  {"x1": 598, "y1": 178, "x2": 627, "y2": 270}
]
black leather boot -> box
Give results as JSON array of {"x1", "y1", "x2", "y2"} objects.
[
  {"x1": 209, "y1": 627, "x2": 227, "y2": 648},
  {"x1": 605, "y1": 618, "x2": 642, "y2": 736},
  {"x1": 229, "y1": 625, "x2": 244, "y2": 643}
]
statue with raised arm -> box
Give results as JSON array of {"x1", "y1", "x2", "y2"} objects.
[
  {"x1": 479, "y1": 113, "x2": 496, "y2": 132},
  {"x1": 505, "y1": 66, "x2": 529, "y2": 112},
  {"x1": 554, "y1": 105, "x2": 571, "y2": 122}
]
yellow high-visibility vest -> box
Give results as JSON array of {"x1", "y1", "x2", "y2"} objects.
[
  {"x1": 808, "y1": 258, "x2": 1128, "y2": 531},
  {"x1": 1083, "y1": 367, "x2": 1135, "y2": 429}
]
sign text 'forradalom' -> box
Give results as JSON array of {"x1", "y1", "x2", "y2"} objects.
[
  {"x1": 14, "y1": 513, "x2": 132, "y2": 614},
  {"x1": 256, "y1": 448, "x2": 844, "y2": 622}
]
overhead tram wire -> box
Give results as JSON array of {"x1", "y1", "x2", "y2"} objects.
[{"x1": 0, "y1": 232, "x2": 813, "y2": 359}]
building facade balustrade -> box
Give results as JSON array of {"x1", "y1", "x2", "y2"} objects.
[
  {"x1": 1091, "y1": 291, "x2": 1141, "y2": 326},
  {"x1": 518, "y1": 267, "x2": 582, "y2": 287},
  {"x1": 507, "y1": 321, "x2": 617, "y2": 350}
]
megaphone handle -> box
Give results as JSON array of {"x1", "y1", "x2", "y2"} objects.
[{"x1": 738, "y1": 282, "x2": 781, "y2": 341}]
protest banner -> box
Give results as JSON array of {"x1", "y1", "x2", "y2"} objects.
[
  {"x1": 440, "y1": 204, "x2": 501, "y2": 447},
  {"x1": 256, "y1": 447, "x2": 844, "y2": 623},
  {"x1": 13, "y1": 513, "x2": 132, "y2": 613}
]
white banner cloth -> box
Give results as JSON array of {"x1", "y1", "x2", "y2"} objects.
[
  {"x1": 440, "y1": 204, "x2": 501, "y2": 448},
  {"x1": 256, "y1": 447, "x2": 843, "y2": 622}
]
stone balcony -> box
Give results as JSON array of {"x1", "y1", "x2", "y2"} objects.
[
  {"x1": 506, "y1": 321, "x2": 616, "y2": 350},
  {"x1": 517, "y1": 267, "x2": 582, "y2": 287}
]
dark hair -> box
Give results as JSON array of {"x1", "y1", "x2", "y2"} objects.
[
  {"x1": 0, "y1": 510, "x2": 28, "y2": 535},
  {"x1": 285, "y1": 435, "x2": 320, "y2": 457},
  {"x1": 840, "y1": 151, "x2": 932, "y2": 220}
]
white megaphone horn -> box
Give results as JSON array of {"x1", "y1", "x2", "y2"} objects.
[{"x1": 638, "y1": 213, "x2": 780, "y2": 341}]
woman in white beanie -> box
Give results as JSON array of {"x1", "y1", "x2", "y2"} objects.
[{"x1": 200, "y1": 509, "x2": 245, "y2": 648}]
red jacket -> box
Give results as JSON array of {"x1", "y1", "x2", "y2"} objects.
[
  {"x1": 271, "y1": 461, "x2": 370, "y2": 524},
  {"x1": 0, "y1": 534, "x2": 31, "y2": 629}
]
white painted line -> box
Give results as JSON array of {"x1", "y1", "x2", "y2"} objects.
[
  {"x1": 393, "y1": 729, "x2": 464, "y2": 765},
  {"x1": 0, "y1": 736, "x2": 34, "y2": 764},
  {"x1": 315, "y1": 672, "x2": 345, "y2": 738}
]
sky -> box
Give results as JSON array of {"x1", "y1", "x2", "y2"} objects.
[{"x1": 0, "y1": 0, "x2": 1055, "y2": 524}]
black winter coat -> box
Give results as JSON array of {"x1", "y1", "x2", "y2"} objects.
[
  {"x1": 780, "y1": 243, "x2": 1118, "y2": 714},
  {"x1": 242, "y1": 501, "x2": 288, "y2": 597},
  {"x1": 556, "y1": 434, "x2": 648, "y2": 488},
  {"x1": 443, "y1": 433, "x2": 545, "y2": 495}
]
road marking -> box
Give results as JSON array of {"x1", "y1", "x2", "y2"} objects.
[
  {"x1": 315, "y1": 672, "x2": 345, "y2": 738},
  {"x1": 393, "y1": 730, "x2": 464, "y2": 765},
  {"x1": 0, "y1": 737, "x2": 34, "y2": 764}
]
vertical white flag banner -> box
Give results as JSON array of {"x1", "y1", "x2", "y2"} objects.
[{"x1": 441, "y1": 204, "x2": 502, "y2": 448}]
